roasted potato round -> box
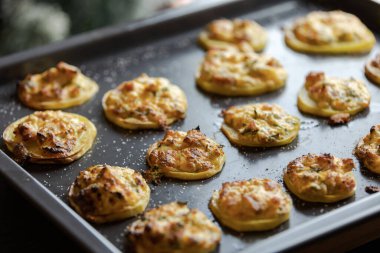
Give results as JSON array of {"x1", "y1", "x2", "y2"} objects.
[
  {"x1": 209, "y1": 178, "x2": 292, "y2": 231},
  {"x1": 297, "y1": 72, "x2": 370, "y2": 119},
  {"x1": 365, "y1": 54, "x2": 380, "y2": 85},
  {"x1": 284, "y1": 11, "x2": 375, "y2": 54},
  {"x1": 221, "y1": 103, "x2": 300, "y2": 147},
  {"x1": 102, "y1": 74, "x2": 187, "y2": 130},
  {"x1": 354, "y1": 125, "x2": 380, "y2": 174},
  {"x1": 3, "y1": 110, "x2": 96, "y2": 164},
  {"x1": 284, "y1": 154, "x2": 356, "y2": 202},
  {"x1": 198, "y1": 18, "x2": 267, "y2": 52},
  {"x1": 196, "y1": 49, "x2": 287, "y2": 96},
  {"x1": 68, "y1": 164, "x2": 150, "y2": 223},
  {"x1": 146, "y1": 128, "x2": 225, "y2": 180},
  {"x1": 18, "y1": 62, "x2": 98, "y2": 109},
  {"x1": 128, "y1": 202, "x2": 221, "y2": 253}
]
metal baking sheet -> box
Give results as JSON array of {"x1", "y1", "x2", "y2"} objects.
[{"x1": 1, "y1": 0, "x2": 380, "y2": 252}]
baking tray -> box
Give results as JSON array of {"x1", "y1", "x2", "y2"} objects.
[{"x1": 1, "y1": 0, "x2": 380, "y2": 252}]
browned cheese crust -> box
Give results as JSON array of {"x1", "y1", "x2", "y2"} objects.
[
  {"x1": 284, "y1": 154, "x2": 356, "y2": 202},
  {"x1": 68, "y1": 165, "x2": 150, "y2": 223},
  {"x1": 128, "y1": 202, "x2": 221, "y2": 253}
]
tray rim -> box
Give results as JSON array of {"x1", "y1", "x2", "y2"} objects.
[{"x1": 0, "y1": 0, "x2": 380, "y2": 252}]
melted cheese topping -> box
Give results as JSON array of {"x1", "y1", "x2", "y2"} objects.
[
  {"x1": 128, "y1": 202, "x2": 221, "y2": 253},
  {"x1": 196, "y1": 49, "x2": 287, "y2": 96},
  {"x1": 365, "y1": 54, "x2": 380, "y2": 85},
  {"x1": 210, "y1": 178, "x2": 291, "y2": 231},
  {"x1": 146, "y1": 129, "x2": 225, "y2": 180},
  {"x1": 69, "y1": 165, "x2": 150, "y2": 223},
  {"x1": 221, "y1": 103, "x2": 300, "y2": 147},
  {"x1": 198, "y1": 19, "x2": 267, "y2": 52},
  {"x1": 285, "y1": 11, "x2": 375, "y2": 54},
  {"x1": 102, "y1": 74, "x2": 187, "y2": 129},
  {"x1": 2, "y1": 110, "x2": 96, "y2": 164},
  {"x1": 355, "y1": 125, "x2": 380, "y2": 174},
  {"x1": 284, "y1": 154, "x2": 356, "y2": 202},
  {"x1": 298, "y1": 72, "x2": 370, "y2": 117},
  {"x1": 18, "y1": 62, "x2": 98, "y2": 109}
]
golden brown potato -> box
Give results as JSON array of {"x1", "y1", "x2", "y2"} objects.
[
  {"x1": 297, "y1": 72, "x2": 370, "y2": 119},
  {"x1": 128, "y1": 202, "x2": 221, "y2": 253},
  {"x1": 146, "y1": 128, "x2": 225, "y2": 181},
  {"x1": 102, "y1": 74, "x2": 187, "y2": 130},
  {"x1": 199, "y1": 18, "x2": 267, "y2": 52},
  {"x1": 2, "y1": 110, "x2": 96, "y2": 164},
  {"x1": 221, "y1": 103, "x2": 300, "y2": 147},
  {"x1": 68, "y1": 164, "x2": 150, "y2": 223},
  {"x1": 285, "y1": 11, "x2": 375, "y2": 54},
  {"x1": 18, "y1": 62, "x2": 98, "y2": 109},
  {"x1": 284, "y1": 154, "x2": 356, "y2": 202},
  {"x1": 196, "y1": 49, "x2": 287, "y2": 96},
  {"x1": 209, "y1": 178, "x2": 292, "y2": 231},
  {"x1": 354, "y1": 125, "x2": 380, "y2": 174}
]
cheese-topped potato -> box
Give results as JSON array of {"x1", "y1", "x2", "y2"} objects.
[
  {"x1": 354, "y1": 125, "x2": 380, "y2": 174},
  {"x1": 146, "y1": 128, "x2": 225, "y2": 181},
  {"x1": 2, "y1": 110, "x2": 96, "y2": 164},
  {"x1": 221, "y1": 103, "x2": 300, "y2": 147},
  {"x1": 128, "y1": 202, "x2": 221, "y2": 253},
  {"x1": 198, "y1": 18, "x2": 267, "y2": 52},
  {"x1": 285, "y1": 11, "x2": 375, "y2": 54},
  {"x1": 284, "y1": 154, "x2": 356, "y2": 203},
  {"x1": 102, "y1": 74, "x2": 187, "y2": 130},
  {"x1": 365, "y1": 54, "x2": 380, "y2": 85},
  {"x1": 68, "y1": 164, "x2": 150, "y2": 223},
  {"x1": 209, "y1": 178, "x2": 292, "y2": 232},
  {"x1": 196, "y1": 49, "x2": 287, "y2": 96},
  {"x1": 18, "y1": 62, "x2": 98, "y2": 110},
  {"x1": 298, "y1": 72, "x2": 370, "y2": 119}
]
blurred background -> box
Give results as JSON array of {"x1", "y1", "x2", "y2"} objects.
[{"x1": 0, "y1": 0, "x2": 225, "y2": 57}]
